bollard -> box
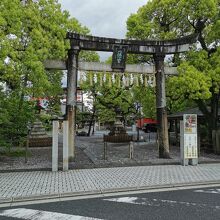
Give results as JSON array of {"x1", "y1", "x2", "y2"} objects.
[
  {"x1": 129, "y1": 141, "x2": 134, "y2": 159},
  {"x1": 52, "y1": 120, "x2": 59, "y2": 172},
  {"x1": 216, "y1": 130, "x2": 220, "y2": 154},
  {"x1": 63, "y1": 120, "x2": 69, "y2": 171},
  {"x1": 104, "y1": 142, "x2": 107, "y2": 160}
]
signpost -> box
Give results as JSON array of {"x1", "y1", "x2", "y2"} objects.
[{"x1": 180, "y1": 114, "x2": 198, "y2": 166}]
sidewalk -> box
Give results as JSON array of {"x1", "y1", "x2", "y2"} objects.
[{"x1": 1, "y1": 163, "x2": 220, "y2": 204}]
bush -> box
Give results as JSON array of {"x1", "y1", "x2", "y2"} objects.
[
  {"x1": 0, "y1": 91, "x2": 35, "y2": 150},
  {"x1": 39, "y1": 114, "x2": 52, "y2": 131},
  {"x1": 0, "y1": 147, "x2": 31, "y2": 157}
]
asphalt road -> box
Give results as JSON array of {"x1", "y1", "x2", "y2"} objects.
[{"x1": 0, "y1": 186, "x2": 220, "y2": 220}]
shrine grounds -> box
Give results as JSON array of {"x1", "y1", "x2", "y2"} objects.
[{"x1": 1, "y1": 129, "x2": 220, "y2": 172}]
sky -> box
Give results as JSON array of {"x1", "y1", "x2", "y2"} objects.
[{"x1": 58, "y1": 0, "x2": 147, "y2": 61}]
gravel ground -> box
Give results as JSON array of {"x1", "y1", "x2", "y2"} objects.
[
  {"x1": 1, "y1": 133, "x2": 220, "y2": 171},
  {"x1": 0, "y1": 145, "x2": 94, "y2": 171}
]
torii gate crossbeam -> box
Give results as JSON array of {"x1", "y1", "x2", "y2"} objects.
[
  {"x1": 44, "y1": 60, "x2": 177, "y2": 75},
  {"x1": 67, "y1": 32, "x2": 197, "y2": 54}
]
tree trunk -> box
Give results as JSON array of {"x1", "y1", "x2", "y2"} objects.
[
  {"x1": 196, "y1": 93, "x2": 219, "y2": 149},
  {"x1": 87, "y1": 106, "x2": 96, "y2": 136}
]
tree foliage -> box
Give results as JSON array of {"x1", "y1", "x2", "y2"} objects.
[
  {"x1": 127, "y1": 0, "x2": 220, "y2": 145},
  {"x1": 0, "y1": 0, "x2": 97, "y2": 148},
  {"x1": 79, "y1": 70, "x2": 157, "y2": 133}
]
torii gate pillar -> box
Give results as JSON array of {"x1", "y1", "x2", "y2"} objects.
[
  {"x1": 66, "y1": 48, "x2": 79, "y2": 159},
  {"x1": 154, "y1": 54, "x2": 169, "y2": 158}
]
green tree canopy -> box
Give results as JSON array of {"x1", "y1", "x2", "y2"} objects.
[
  {"x1": 127, "y1": 0, "x2": 220, "y2": 146},
  {"x1": 0, "y1": 0, "x2": 94, "y2": 96},
  {"x1": 79, "y1": 70, "x2": 157, "y2": 133},
  {"x1": 0, "y1": 0, "x2": 98, "y2": 147}
]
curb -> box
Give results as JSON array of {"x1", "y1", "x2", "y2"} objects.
[
  {"x1": 1, "y1": 180, "x2": 220, "y2": 205},
  {"x1": 1, "y1": 160, "x2": 220, "y2": 173}
]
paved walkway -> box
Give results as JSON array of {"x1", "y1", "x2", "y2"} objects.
[{"x1": 1, "y1": 163, "x2": 220, "y2": 204}]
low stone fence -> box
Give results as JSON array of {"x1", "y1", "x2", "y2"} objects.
[{"x1": 103, "y1": 134, "x2": 133, "y2": 160}]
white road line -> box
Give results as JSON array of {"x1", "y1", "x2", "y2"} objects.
[
  {"x1": 104, "y1": 196, "x2": 220, "y2": 210},
  {"x1": 104, "y1": 197, "x2": 158, "y2": 207},
  {"x1": 105, "y1": 197, "x2": 139, "y2": 204},
  {"x1": 194, "y1": 188, "x2": 220, "y2": 194},
  {"x1": 0, "y1": 208, "x2": 103, "y2": 220}
]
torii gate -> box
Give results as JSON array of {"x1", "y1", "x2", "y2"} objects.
[
  {"x1": 65, "y1": 33, "x2": 197, "y2": 160},
  {"x1": 45, "y1": 33, "x2": 197, "y2": 162}
]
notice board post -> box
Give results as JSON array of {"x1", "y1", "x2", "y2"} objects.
[{"x1": 180, "y1": 114, "x2": 198, "y2": 166}]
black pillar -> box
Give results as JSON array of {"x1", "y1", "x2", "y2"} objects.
[{"x1": 154, "y1": 54, "x2": 170, "y2": 158}]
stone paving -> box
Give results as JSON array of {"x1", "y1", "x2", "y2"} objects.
[
  {"x1": 1, "y1": 130, "x2": 220, "y2": 204},
  {"x1": 0, "y1": 163, "x2": 220, "y2": 203}
]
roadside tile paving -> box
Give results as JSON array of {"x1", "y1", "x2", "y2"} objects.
[{"x1": 0, "y1": 163, "x2": 220, "y2": 204}]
